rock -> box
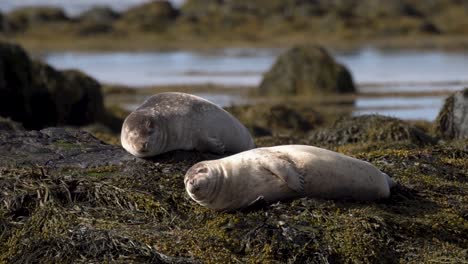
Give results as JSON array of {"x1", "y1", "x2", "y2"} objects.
[
  {"x1": 73, "y1": 6, "x2": 118, "y2": 36},
  {"x1": 78, "y1": 6, "x2": 120, "y2": 24},
  {"x1": 0, "y1": 116, "x2": 24, "y2": 131},
  {"x1": 117, "y1": 0, "x2": 178, "y2": 32},
  {"x1": 7, "y1": 6, "x2": 69, "y2": 32},
  {"x1": 0, "y1": 41, "x2": 37, "y2": 126},
  {"x1": 0, "y1": 123, "x2": 467, "y2": 263},
  {"x1": 226, "y1": 103, "x2": 322, "y2": 136},
  {"x1": 30, "y1": 60, "x2": 106, "y2": 127},
  {"x1": 0, "y1": 41, "x2": 106, "y2": 129},
  {"x1": 0, "y1": 128, "x2": 133, "y2": 168},
  {"x1": 0, "y1": 12, "x2": 11, "y2": 33},
  {"x1": 435, "y1": 88, "x2": 468, "y2": 139},
  {"x1": 259, "y1": 45, "x2": 356, "y2": 96},
  {"x1": 309, "y1": 114, "x2": 436, "y2": 146}
]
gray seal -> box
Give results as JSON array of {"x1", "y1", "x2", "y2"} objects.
[
  {"x1": 121, "y1": 92, "x2": 255, "y2": 157},
  {"x1": 185, "y1": 145, "x2": 396, "y2": 211}
]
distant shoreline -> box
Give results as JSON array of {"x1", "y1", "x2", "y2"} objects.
[{"x1": 4, "y1": 34, "x2": 468, "y2": 54}]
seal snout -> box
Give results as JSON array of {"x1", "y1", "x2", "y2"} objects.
[
  {"x1": 185, "y1": 163, "x2": 212, "y2": 198},
  {"x1": 187, "y1": 178, "x2": 201, "y2": 193}
]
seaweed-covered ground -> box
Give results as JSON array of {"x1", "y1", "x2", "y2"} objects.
[{"x1": 0, "y1": 116, "x2": 466, "y2": 263}]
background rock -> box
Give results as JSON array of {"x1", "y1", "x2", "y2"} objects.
[
  {"x1": 258, "y1": 45, "x2": 355, "y2": 96},
  {"x1": 117, "y1": 0, "x2": 178, "y2": 32},
  {"x1": 0, "y1": 41, "x2": 107, "y2": 129},
  {"x1": 435, "y1": 88, "x2": 468, "y2": 139},
  {"x1": 7, "y1": 6, "x2": 69, "y2": 32},
  {"x1": 309, "y1": 114, "x2": 436, "y2": 146}
]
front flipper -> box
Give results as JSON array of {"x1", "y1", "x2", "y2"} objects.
[
  {"x1": 259, "y1": 155, "x2": 305, "y2": 194},
  {"x1": 241, "y1": 196, "x2": 268, "y2": 212},
  {"x1": 197, "y1": 136, "x2": 225, "y2": 154}
]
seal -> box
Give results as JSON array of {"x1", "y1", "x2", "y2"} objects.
[
  {"x1": 121, "y1": 92, "x2": 255, "y2": 157},
  {"x1": 185, "y1": 145, "x2": 396, "y2": 211}
]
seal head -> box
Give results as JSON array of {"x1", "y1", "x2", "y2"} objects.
[
  {"x1": 121, "y1": 112, "x2": 161, "y2": 157},
  {"x1": 184, "y1": 162, "x2": 222, "y2": 206}
]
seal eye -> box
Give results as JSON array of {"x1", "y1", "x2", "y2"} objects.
[{"x1": 197, "y1": 167, "x2": 208, "y2": 174}]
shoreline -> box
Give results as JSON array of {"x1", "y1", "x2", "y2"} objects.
[{"x1": 4, "y1": 34, "x2": 468, "y2": 54}]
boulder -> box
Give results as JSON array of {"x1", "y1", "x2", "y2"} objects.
[
  {"x1": 259, "y1": 45, "x2": 355, "y2": 96},
  {"x1": 74, "y1": 6, "x2": 119, "y2": 36},
  {"x1": 0, "y1": 41, "x2": 105, "y2": 129},
  {"x1": 78, "y1": 6, "x2": 120, "y2": 24},
  {"x1": 309, "y1": 114, "x2": 436, "y2": 146},
  {"x1": 7, "y1": 6, "x2": 69, "y2": 32},
  {"x1": 434, "y1": 88, "x2": 468, "y2": 139},
  {"x1": 226, "y1": 103, "x2": 322, "y2": 136},
  {"x1": 117, "y1": 0, "x2": 178, "y2": 32},
  {"x1": 0, "y1": 41, "x2": 37, "y2": 126},
  {"x1": 32, "y1": 62, "x2": 105, "y2": 126},
  {"x1": 0, "y1": 12, "x2": 11, "y2": 33}
]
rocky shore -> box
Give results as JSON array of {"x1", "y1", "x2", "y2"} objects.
[
  {"x1": 1, "y1": 38, "x2": 467, "y2": 263},
  {"x1": 2, "y1": 0, "x2": 468, "y2": 51},
  {"x1": 0, "y1": 116, "x2": 466, "y2": 263}
]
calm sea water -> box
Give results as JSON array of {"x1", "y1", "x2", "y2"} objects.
[{"x1": 43, "y1": 48, "x2": 468, "y2": 121}]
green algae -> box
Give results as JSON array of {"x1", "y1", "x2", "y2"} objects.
[{"x1": 0, "y1": 131, "x2": 467, "y2": 263}]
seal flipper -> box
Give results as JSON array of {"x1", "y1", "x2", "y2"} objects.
[
  {"x1": 260, "y1": 156, "x2": 305, "y2": 194},
  {"x1": 197, "y1": 136, "x2": 225, "y2": 154}
]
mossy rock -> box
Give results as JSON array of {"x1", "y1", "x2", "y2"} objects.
[
  {"x1": 0, "y1": 128, "x2": 467, "y2": 263},
  {"x1": 0, "y1": 116, "x2": 24, "y2": 131},
  {"x1": 7, "y1": 6, "x2": 69, "y2": 32},
  {"x1": 73, "y1": 6, "x2": 119, "y2": 36},
  {"x1": 0, "y1": 41, "x2": 107, "y2": 129},
  {"x1": 434, "y1": 88, "x2": 468, "y2": 139},
  {"x1": 259, "y1": 45, "x2": 355, "y2": 96},
  {"x1": 78, "y1": 6, "x2": 120, "y2": 24},
  {"x1": 309, "y1": 114, "x2": 436, "y2": 146},
  {"x1": 32, "y1": 62, "x2": 105, "y2": 127},
  {"x1": 226, "y1": 103, "x2": 322, "y2": 136},
  {"x1": 117, "y1": 0, "x2": 178, "y2": 32}
]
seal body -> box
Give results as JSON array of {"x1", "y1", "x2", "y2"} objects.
[
  {"x1": 121, "y1": 92, "x2": 255, "y2": 157},
  {"x1": 185, "y1": 145, "x2": 395, "y2": 211}
]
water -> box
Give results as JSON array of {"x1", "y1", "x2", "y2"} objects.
[
  {"x1": 42, "y1": 48, "x2": 468, "y2": 121},
  {"x1": 0, "y1": 0, "x2": 185, "y2": 16},
  {"x1": 44, "y1": 50, "x2": 274, "y2": 86}
]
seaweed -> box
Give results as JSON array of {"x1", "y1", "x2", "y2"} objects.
[{"x1": 0, "y1": 125, "x2": 467, "y2": 263}]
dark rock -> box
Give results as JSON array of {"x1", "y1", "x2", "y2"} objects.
[
  {"x1": 0, "y1": 12, "x2": 12, "y2": 33},
  {"x1": 117, "y1": 0, "x2": 178, "y2": 32},
  {"x1": 30, "y1": 61, "x2": 105, "y2": 127},
  {"x1": 0, "y1": 41, "x2": 106, "y2": 129},
  {"x1": 0, "y1": 128, "x2": 132, "y2": 168},
  {"x1": 309, "y1": 114, "x2": 436, "y2": 146},
  {"x1": 7, "y1": 6, "x2": 69, "y2": 32},
  {"x1": 0, "y1": 41, "x2": 37, "y2": 126},
  {"x1": 435, "y1": 88, "x2": 468, "y2": 139},
  {"x1": 0, "y1": 116, "x2": 24, "y2": 131},
  {"x1": 259, "y1": 45, "x2": 355, "y2": 96}
]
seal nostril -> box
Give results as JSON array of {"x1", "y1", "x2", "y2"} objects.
[{"x1": 189, "y1": 179, "x2": 195, "y2": 185}]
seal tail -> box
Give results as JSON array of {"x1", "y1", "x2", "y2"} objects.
[{"x1": 383, "y1": 172, "x2": 396, "y2": 189}]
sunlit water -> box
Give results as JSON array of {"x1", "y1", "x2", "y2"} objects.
[{"x1": 42, "y1": 48, "x2": 468, "y2": 121}]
